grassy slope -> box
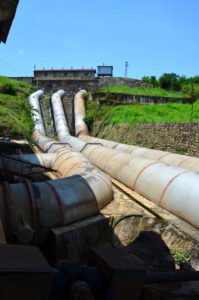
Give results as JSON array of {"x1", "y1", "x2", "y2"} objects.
[
  {"x1": 0, "y1": 77, "x2": 36, "y2": 138},
  {"x1": 99, "y1": 85, "x2": 186, "y2": 98},
  {"x1": 85, "y1": 99, "x2": 199, "y2": 127}
]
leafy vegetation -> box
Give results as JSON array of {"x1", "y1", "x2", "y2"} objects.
[
  {"x1": 170, "y1": 248, "x2": 191, "y2": 265},
  {"x1": 84, "y1": 114, "x2": 94, "y2": 131},
  {"x1": 0, "y1": 76, "x2": 36, "y2": 138},
  {"x1": 142, "y1": 73, "x2": 199, "y2": 97},
  {"x1": 85, "y1": 99, "x2": 199, "y2": 127},
  {"x1": 98, "y1": 85, "x2": 185, "y2": 98}
]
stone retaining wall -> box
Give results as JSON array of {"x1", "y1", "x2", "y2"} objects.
[{"x1": 93, "y1": 122, "x2": 199, "y2": 157}]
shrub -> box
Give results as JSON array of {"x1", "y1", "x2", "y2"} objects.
[
  {"x1": 0, "y1": 77, "x2": 16, "y2": 95},
  {"x1": 84, "y1": 114, "x2": 94, "y2": 131},
  {"x1": 142, "y1": 76, "x2": 159, "y2": 87},
  {"x1": 170, "y1": 248, "x2": 191, "y2": 264}
]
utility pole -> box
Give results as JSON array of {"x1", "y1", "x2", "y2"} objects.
[{"x1": 125, "y1": 61, "x2": 128, "y2": 77}]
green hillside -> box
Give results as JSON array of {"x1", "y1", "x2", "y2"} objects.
[
  {"x1": 0, "y1": 77, "x2": 36, "y2": 138},
  {"x1": 99, "y1": 85, "x2": 186, "y2": 98}
]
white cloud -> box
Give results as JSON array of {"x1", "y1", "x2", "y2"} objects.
[{"x1": 18, "y1": 49, "x2": 24, "y2": 55}]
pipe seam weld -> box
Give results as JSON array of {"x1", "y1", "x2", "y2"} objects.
[
  {"x1": 133, "y1": 162, "x2": 162, "y2": 190},
  {"x1": 22, "y1": 179, "x2": 37, "y2": 231},
  {"x1": 159, "y1": 170, "x2": 191, "y2": 204},
  {"x1": 45, "y1": 182, "x2": 65, "y2": 224}
]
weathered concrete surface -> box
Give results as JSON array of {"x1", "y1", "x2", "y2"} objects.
[
  {"x1": 62, "y1": 94, "x2": 75, "y2": 136},
  {"x1": 0, "y1": 0, "x2": 19, "y2": 42},
  {"x1": 11, "y1": 76, "x2": 148, "y2": 94},
  {"x1": 32, "y1": 78, "x2": 99, "y2": 94},
  {"x1": 98, "y1": 77, "x2": 148, "y2": 89},
  {"x1": 51, "y1": 186, "x2": 155, "y2": 264},
  {"x1": 89, "y1": 92, "x2": 190, "y2": 105},
  {"x1": 111, "y1": 178, "x2": 199, "y2": 270},
  {"x1": 39, "y1": 96, "x2": 55, "y2": 138}
]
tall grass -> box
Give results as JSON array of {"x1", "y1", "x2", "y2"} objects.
[
  {"x1": 0, "y1": 77, "x2": 36, "y2": 138},
  {"x1": 86, "y1": 100, "x2": 199, "y2": 126},
  {"x1": 99, "y1": 85, "x2": 186, "y2": 98}
]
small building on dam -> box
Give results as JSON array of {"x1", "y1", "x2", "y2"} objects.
[{"x1": 34, "y1": 68, "x2": 96, "y2": 79}]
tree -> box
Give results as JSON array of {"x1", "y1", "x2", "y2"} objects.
[
  {"x1": 142, "y1": 75, "x2": 159, "y2": 87},
  {"x1": 159, "y1": 73, "x2": 180, "y2": 90}
]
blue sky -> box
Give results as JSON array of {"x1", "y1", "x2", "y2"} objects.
[{"x1": 1, "y1": 0, "x2": 199, "y2": 79}]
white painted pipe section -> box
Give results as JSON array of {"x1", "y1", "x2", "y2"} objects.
[
  {"x1": 74, "y1": 90, "x2": 89, "y2": 137},
  {"x1": 51, "y1": 90, "x2": 70, "y2": 140}
]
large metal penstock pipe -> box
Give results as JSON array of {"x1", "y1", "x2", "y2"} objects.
[
  {"x1": 82, "y1": 135, "x2": 199, "y2": 172},
  {"x1": 53, "y1": 90, "x2": 199, "y2": 229},
  {"x1": 75, "y1": 91, "x2": 199, "y2": 172}
]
